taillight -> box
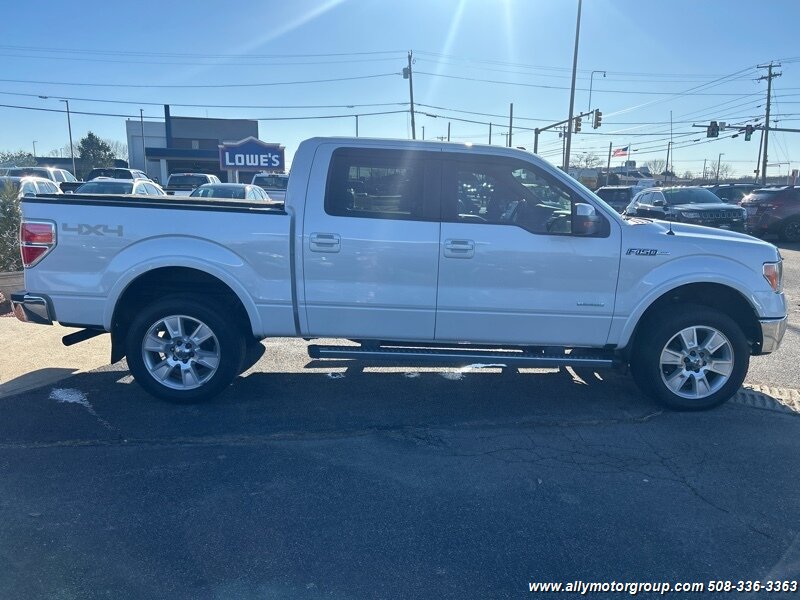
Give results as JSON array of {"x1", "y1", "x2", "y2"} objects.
[{"x1": 19, "y1": 220, "x2": 56, "y2": 268}]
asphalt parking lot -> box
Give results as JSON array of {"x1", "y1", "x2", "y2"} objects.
[{"x1": 1, "y1": 243, "x2": 799, "y2": 599}]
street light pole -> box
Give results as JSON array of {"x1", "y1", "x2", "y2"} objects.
[
  {"x1": 588, "y1": 70, "x2": 606, "y2": 113},
  {"x1": 60, "y1": 99, "x2": 76, "y2": 176},
  {"x1": 140, "y1": 108, "x2": 146, "y2": 170},
  {"x1": 716, "y1": 152, "x2": 725, "y2": 184},
  {"x1": 32, "y1": 141, "x2": 37, "y2": 157},
  {"x1": 563, "y1": 0, "x2": 583, "y2": 171}
]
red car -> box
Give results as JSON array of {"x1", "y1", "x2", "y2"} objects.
[{"x1": 741, "y1": 187, "x2": 800, "y2": 242}]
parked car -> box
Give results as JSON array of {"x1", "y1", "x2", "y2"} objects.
[
  {"x1": 12, "y1": 137, "x2": 786, "y2": 410},
  {"x1": 594, "y1": 185, "x2": 637, "y2": 213},
  {"x1": 74, "y1": 178, "x2": 165, "y2": 195},
  {"x1": 704, "y1": 183, "x2": 758, "y2": 204},
  {"x1": 4, "y1": 166, "x2": 77, "y2": 191},
  {"x1": 251, "y1": 173, "x2": 289, "y2": 202},
  {"x1": 165, "y1": 173, "x2": 220, "y2": 196},
  {"x1": 0, "y1": 175, "x2": 62, "y2": 199},
  {"x1": 741, "y1": 186, "x2": 800, "y2": 242},
  {"x1": 190, "y1": 183, "x2": 270, "y2": 201},
  {"x1": 624, "y1": 186, "x2": 747, "y2": 232},
  {"x1": 85, "y1": 168, "x2": 151, "y2": 181}
]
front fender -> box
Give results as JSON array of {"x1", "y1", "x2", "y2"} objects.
[
  {"x1": 102, "y1": 236, "x2": 262, "y2": 334},
  {"x1": 610, "y1": 255, "x2": 783, "y2": 348}
]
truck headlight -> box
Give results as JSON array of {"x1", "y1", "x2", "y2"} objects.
[
  {"x1": 680, "y1": 211, "x2": 700, "y2": 219},
  {"x1": 763, "y1": 261, "x2": 783, "y2": 292}
]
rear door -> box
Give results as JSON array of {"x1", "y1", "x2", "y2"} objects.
[
  {"x1": 302, "y1": 146, "x2": 442, "y2": 340},
  {"x1": 435, "y1": 153, "x2": 621, "y2": 347}
]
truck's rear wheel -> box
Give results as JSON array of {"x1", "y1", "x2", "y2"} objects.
[
  {"x1": 126, "y1": 295, "x2": 245, "y2": 402},
  {"x1": 630, "y1": 305, "x2": 749, "y2": 410}
]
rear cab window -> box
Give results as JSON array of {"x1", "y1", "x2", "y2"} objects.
[{"x1": 324, "y1": 148, "x2": 440, "y2": 221}]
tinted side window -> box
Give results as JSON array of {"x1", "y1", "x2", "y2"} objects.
[
  {"x1": 325, "y1": 149, "x2": 433, "y2": 220},
  {"x1": 445, "y1": 157, "x2": 582, "y2": 235}
]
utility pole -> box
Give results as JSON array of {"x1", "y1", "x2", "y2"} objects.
[
  {"x1": 716, "y1": 152, "x2": 725, "y2": 184},
  {"x1": 421, "y1": 125, "x2": 425, "y2": 141},
  {"x1": 563, "y1": 0, "x2": 583, "y2": 170},
  {"x1": 405, "y1": 51, "x2": 417, "y2": 140},
  {"x1": 140, "y1": 108, "x2": 146, "y2": 170},
  {"x1": 561, "y1": 127, "x2": 567, "y2": 169},
  {"x1": 757, "y1": 62, "x2": 781, "y2": 185},
  {"x1": 488, "y1": 123, "x2": 492, "y2": 145},
  {"x1": 355, "y1": 115, "x2": 359, "y2": 137},
  {"x1": 60, "y1": 99, "x2": 76, "y2": 177},
  {"x1": 32, "y1": 140, "x2": 37, "y2": 157},
  {"x1": 605, "y1": 141, "x2": 612, "y2": 186},
  {"x1": 508, "y1": 103, "x2": 513, "y2": 147},
  {"x1": 754, "y1": 128, "x2": 764, "y2": 183},
  {"x1": 702, "y1": 158, "x2": 707, "y2": 182},
  {"x1": 447, "y1": 122, "x2": 451, "y2": 142}
]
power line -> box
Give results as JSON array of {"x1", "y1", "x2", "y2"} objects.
[{"x1": 0, "y1": 73, "x2": 397, "y2": 89}]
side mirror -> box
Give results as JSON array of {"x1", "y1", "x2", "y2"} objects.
[{"x1": 573, "y1": 203, "x2": 602, "y2": 236}]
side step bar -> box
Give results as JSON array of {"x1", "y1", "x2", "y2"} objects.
[{"x1": 308, "y1": 344, "x2": 616, "y2": 369}]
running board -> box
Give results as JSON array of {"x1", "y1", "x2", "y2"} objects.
[{"x1": 307, "y1": 344, "x2": 616, "y2": 369}]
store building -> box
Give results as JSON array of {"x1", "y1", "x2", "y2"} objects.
[{"x1": 126, "y1": 106, "x2": 261, "y2": 183}]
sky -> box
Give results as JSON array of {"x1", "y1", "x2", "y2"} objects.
[{"x1": 1, "y1": 0, "x2": 800, "y2": 178}]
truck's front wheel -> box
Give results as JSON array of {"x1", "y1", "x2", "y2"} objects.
[
  {"x1": 126, "y1": 295, "x2": 245, "y2": 402},
  {"x1": 630, "y1": 305, "x2": 749, "y2": 410}
]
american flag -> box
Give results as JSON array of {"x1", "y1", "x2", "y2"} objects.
[{"x1": 612, "y1": 146, "x2": 629, "y2": 157}]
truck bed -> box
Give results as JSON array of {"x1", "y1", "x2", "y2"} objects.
[{"x1": 21, "y1": 193, "x2": 294, "y2": 337}]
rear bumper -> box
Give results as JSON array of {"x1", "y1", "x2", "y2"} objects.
[
  {"x1": 759, "y1": 316, "x2": 788, "y2": 354},
  {"x1": 10, "y1": 291, "x2": 53, "y2": 325}
]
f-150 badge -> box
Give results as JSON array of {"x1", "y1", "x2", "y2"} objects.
[{"x1": 626, "y1": 248, "x2": 669, "y2": 256}]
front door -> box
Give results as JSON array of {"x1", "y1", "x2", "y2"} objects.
[
  {"x1": 302, "y1": 146, "x2": 441, "y2": 341},
  {"x1": 435, "y1": 154, "x2": 621, "y2": 347}
]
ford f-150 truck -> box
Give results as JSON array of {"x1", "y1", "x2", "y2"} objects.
[{"x1": 12, "y1": 138, "x2": 788, "y2": 410}]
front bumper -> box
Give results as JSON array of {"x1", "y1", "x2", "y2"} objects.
[
  {"x1": 10, "y1": 291, "x2": 53, "y2": 325},
  {"x1": 759, "y1": 316, "x2": 788, "y2": 354}
]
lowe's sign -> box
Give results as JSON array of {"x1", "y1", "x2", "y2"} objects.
[{"x1": 219, "y1": 137, "x2": 285, "y2": 171}]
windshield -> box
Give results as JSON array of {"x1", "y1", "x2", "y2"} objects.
[
  {"x1": 76, "y1": 181, "x2": 134, "y2": 194},
  {"x1": 595, "y1": 188, "x2": 631, "y2": 203},
  {"x1": 252, "y1": 175, "x2": 288, "y2": 189},
  {"x1": 190, "y1": 185, "x2": 246, "y2": 199},
  {"x1": 168, "y1": 175, "x2": 208, "y2": 187},
  {"x1": 6, "y1": 167, "x2": 51, "y2": 179},
  {"x1": 663, "y1": 188, "x2": 722, "y2": 205}
]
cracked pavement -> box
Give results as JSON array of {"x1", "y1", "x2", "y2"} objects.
[{"x1": 1, "y1": 347, "x2": 800, "y2": 599}]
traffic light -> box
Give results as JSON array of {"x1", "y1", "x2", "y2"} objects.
[
  {"x1": 706, "y1": 121, "x2": 719, "y2": 138},
  {"x1": 573, "y1": 117, "x2": 582, "y2": 133},
  {"x1": 593, "y1": 110, "x2": 602, "y2": 129},
  {"x1": 745, "y1": 125, "x2": 754, "y2": 141}
]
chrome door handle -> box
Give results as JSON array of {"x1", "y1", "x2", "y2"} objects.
[
  {"x1": 310, "y1": 232, "x2": 341, "y2": 253},
  {"x1": 443, "y1": 238, "x2": 475, "y2": 258}
]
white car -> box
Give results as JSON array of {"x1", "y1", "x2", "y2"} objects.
[
  {"x1": 74, "y1": 177, "x2": 166, "y2": 196},
  {"x1": 12, "y1": 137, "x2": 787, "y2": 410},
  {"x1": 0, "y1": 175, "x2": 62, "y2": 198},
  {"x1": 4, "y1": 167, "x2": 77, "y2": 190}
]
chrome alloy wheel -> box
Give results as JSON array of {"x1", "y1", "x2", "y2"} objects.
[
  {"x1": 659, "y1": 325, "x2": 734, "y2": 400},
  {"x1": 141, "y1": 315, "x2": 220, "y2": 390}
]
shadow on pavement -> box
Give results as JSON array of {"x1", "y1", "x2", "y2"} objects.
[{"x1": 0, "y1": 366, "x2": 78, "y2": 399}]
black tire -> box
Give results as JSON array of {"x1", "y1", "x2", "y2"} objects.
[
  {"x1": 126, "y1": 294, "x2": 246, "y2": 402},
  {"x1": 779, "y1": 217, "x2": 800, "y2": 243},
  {"x1": 629, "y1": 304, "x2": 749, "y2": 411}
]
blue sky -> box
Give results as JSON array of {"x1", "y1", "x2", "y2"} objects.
[{"x1": 2, "y1": 0, "x2": 800, "y2": 177}]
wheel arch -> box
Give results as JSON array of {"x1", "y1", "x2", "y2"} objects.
[
  {"x1": 109, "y1": 265, "x2": 256, "y2": 363},
  {"x1": 623, "y1": 282, "x2": 762, "y2": 359}
]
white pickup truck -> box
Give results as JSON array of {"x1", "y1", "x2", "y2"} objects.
[{"x1": 12, "y1": 138, "x2": 787, "y2": 410}]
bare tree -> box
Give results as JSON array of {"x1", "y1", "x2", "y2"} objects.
[
  {"x1": 716, "y1": 162, "x2": 733, "y2": 181},
  {"x1": 103, "y1": 139, "x2": 128, "y2": 161},
  {"x1": 645, "y1": 159, "x2": 666, "y2": 175},
  {"x1": 571, "y1": 152, "x2": 601, "y2": 169},
  {"x1": 682, "y1": 170, "x2": 694, "y2": 180}
]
